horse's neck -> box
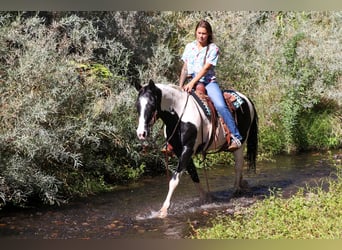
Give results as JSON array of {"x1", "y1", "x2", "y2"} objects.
[{"x1": 157, "y1": 84, "x2": 187, "y2": 113}]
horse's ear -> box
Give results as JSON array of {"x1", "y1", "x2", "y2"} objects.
[
  {"x1": 148, "y1": 79, "x2": 155, "y2": 88},
  {"x1": 135, "y1": 83, "x2": 142, "y2": 91},
  {"x1": 132, "y1": 77, "x2": 142, "y2": 91}
]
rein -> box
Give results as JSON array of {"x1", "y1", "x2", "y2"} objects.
[
  {"x1": 163, "y1": 92, "x2": 211, "y2": 193},
  {"x1": 191, "y1": 94, "x2": 212, "y2": 193},
  {"x1": 164, "y1": 92, "x2": 190, "y2": 145},
  {"x1": 161, "y1": 92, "x2": 189, "y2": 180}
]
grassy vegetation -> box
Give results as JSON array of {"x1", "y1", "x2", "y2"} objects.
[
  {"x1": 0, "y1": 11, "x2": 341, "y2": 209},
  {"x1": 191, "y1": 153, "x2": 342, "y2": 239}
]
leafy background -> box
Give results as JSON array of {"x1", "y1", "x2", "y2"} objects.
[{"x1": 0, "y1": 11, "x2": 341, "y2": 209}]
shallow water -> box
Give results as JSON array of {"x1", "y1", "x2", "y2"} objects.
[{"x1": 0, "y1": 150, "x2": 339, "y2": 239}]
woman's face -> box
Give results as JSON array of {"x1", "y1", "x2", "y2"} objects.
[{"x1": 196, "y1": 27, "x2": 209, "y2": 46}]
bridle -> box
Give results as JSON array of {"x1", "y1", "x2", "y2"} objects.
[
  {"x1": 149, "y1": 110, "x2": 158, "y2": 128},
  {"x1": 141, "y1": 91, "x2": 190, "y2": 150}
]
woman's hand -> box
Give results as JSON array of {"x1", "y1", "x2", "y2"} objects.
[
  {"x1": 182, "y1": 63, "x2": 211, "y2": 93},
  {"x1": 183, "y1": 81, "x2": 195, "y2": 93}
]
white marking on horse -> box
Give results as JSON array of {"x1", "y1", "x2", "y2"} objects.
[
  {"x1": 136, "y1": 96, "x2": 149, "y2": 140},
  {"x1": 159, "y1": 172, "x2": 181, "y2": 218}
]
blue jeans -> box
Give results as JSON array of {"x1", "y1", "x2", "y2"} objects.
[{"x1": 205, "y1": 81, "x2": 242, "y2": 141}]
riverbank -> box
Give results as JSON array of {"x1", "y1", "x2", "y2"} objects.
[
  {"x1": 191, "y1": 151, "x2": 342, "y2": 239},
  {"x1": 0, "y1": 150, "x2": 339, "y2": 239}
]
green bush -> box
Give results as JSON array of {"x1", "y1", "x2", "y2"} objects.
[
  {"x1": 0, "y1": 13, "x2": 144, "y2": 207},
  {"x1": 258, "y1": 125, "x2": 284, "y2": 158},
  {"x1": 297, "y1": 103, "x2": 341, "y2": 150}
]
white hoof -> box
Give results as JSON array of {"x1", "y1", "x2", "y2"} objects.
[{"x1": 158, "y1": 209, "x2": 168, "y2": 218}]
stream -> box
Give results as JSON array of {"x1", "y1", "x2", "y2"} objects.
[{"x1": 0, "y1": 150, "x2": 339, "y2": 239}]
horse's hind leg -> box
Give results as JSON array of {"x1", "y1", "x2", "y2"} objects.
[
  {"x1": 233, "y1": 147, "x2": 247, "y2": 193},
  {"x1": 187, "y1": 159, "x2": 209, "y2": 202}
]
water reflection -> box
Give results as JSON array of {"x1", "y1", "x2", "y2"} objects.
[{"x1": 0, "y1": 151, "x2": 338, "y2": 239}]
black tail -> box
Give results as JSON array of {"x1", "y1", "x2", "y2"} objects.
[{"x1": 246, "y1": 104, "x2": 258, "y2": 172}]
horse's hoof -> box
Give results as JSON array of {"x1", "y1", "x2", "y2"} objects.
[
  {"x1": 233, "y1": 181, "x2": 249, "y2": 197},
  {"x1": 241, "y1": 180, "x2": 249, "y2": 189},
  {"x1": 198, "y1": 192, "x2": 213, "y2": 205},
  {"x1": 234, "y1": 191, "x2": 243, "y2": 197},
  {"x1": 158, "y1": 210, "x2": 168, "y2": 219},
  {"x1": 205, "y1": 193, "x2": 213, "y2": 203},
  {"x1": 233, "y1": 188, "x2": 243, "y2": 197}
]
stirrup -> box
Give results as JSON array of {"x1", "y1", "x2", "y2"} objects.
[
  {"x1": 228, "y1": 136, "x2": 242, "y2": 151},
  {"x1": 161, "y1": 143, "x2": 174, "y2": 156}
]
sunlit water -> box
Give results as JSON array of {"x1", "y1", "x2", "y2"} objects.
[{"x1": 0, "y1": 150, "x2": 339, "y2": 239}]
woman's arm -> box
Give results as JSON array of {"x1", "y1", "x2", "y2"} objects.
[
  {"x1": 179, "y1": 63, "x2": 188, "y2": 87},
  {"x1": 183, "y1": 62, "x2": 212, "y2": 92}
]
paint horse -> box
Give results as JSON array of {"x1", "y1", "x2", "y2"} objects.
[{"x1": 136, "y1": 80, "x2": 258, "y2": 218}]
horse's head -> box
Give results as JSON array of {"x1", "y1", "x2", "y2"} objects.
[{"x1": 136, "y1": 80, "x2": 161, "y2": 140}]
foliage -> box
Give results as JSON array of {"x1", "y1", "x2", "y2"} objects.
[
  {"x1": 0, "y1": 13, "x2": 148, "y2": 208},
  {"x1": 297, "y1": 104, "x2": 341, "y2": 150},
  {"x1": 0, "y1": 11, "x2": 341, "y2": 209},
  {"x1": 213, "y1": 11, "x2": 342, "y2": 154}
]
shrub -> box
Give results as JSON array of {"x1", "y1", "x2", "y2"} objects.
[{"x1": 0, "y1": 13, "x2": 143, "y2": 207}]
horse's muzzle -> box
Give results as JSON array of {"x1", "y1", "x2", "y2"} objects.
[
  {"x1": 137, "y1": 131, "x2": 146, "y2": 140},
  {"x1": 136, "y1": 126, "x2": 149, "y2": 140}
]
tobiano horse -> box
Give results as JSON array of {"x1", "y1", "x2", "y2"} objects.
[{"x1": 136, "y1": 80, "x2": 258, "y2": 218}]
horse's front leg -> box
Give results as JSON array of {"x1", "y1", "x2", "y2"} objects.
[
  {"x1": 159, "y1": 172, "x2": 181, "y2": 218},
  {"x1": 159, "y1": 145, "x2": 194, "y2": 218}
]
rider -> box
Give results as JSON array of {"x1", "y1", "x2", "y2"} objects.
[{"x1": 179, "y1": 19, "x2": 242, "y2": 151}]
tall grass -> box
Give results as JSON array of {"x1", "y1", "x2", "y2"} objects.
[{"x1": 191, "y1": 153, "x2": 342, "y2": 239}]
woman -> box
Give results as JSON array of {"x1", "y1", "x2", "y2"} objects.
[{"x1": 179, "y1": 19, "x2": 242, "y2": 151}]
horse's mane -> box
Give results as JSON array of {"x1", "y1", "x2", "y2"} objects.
[
  {"x1": 152, "y1": 83, "x2": 182, "y2": 92},
  {"x1": 167, "y1": 84, "x2": 182, "y2": 91},
  {"x1": 141, "y1": 82, "x2": 181, "y2": 90},
  {"x1": 139, "y1": 81, "x2": 184, "y2": 97},
  {"x1": 157, "y1": 83, "x2": 182, "y2": 92}
]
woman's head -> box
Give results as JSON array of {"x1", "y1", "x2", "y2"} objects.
[{"x1": 195, "y1": 20, "x2": 213, "y2": 45}]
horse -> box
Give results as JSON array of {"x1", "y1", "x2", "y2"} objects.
[{"x1": 136, "y1": 79, "x2": 258, "y2": 218}]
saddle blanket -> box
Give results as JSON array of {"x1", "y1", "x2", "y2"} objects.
[
  {"x1": 191, "y1": 89, "x2": 244, "y2": 119},
  {"x1": 223, "y1": 90, "x2": 245, "y2": 110}
]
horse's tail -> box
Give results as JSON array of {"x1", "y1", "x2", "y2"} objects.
[{"x1": 246, "y1": 103, "x2": 258, "y2": 172}]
